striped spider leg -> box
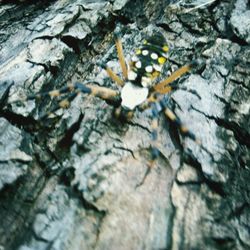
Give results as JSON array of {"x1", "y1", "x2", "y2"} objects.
[
  {"x1": 148, "y1": 92, "x2": 202, "y2": 165},
  {"x1": 118, "y1": 33, "x2": 201, "y2": 167},
  {"x1": 7, "y1": 82, "x2": 121, "y2": 120},
  {"x1": 4, "y1": 31, "x2": 129, "y2": 119},
  {"x1": 137, "y1": 88, "x2": 202, "y2": 186}
]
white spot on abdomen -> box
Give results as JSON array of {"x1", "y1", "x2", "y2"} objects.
[
  {"x1": 135, "y1": 61, "x2": 142, "y2": 69},
  {"x1": 145, "y1": 65, "x2": 153, "y2": 72},
  {"x1": 151, "y1": 53, "x2": 158, "y2": 60},
  {"x1": 128, "y1": 71, "x2": 137, "y2": 81},
  {"x1": 141, "y1": 77, "x2": 152, "y2": 87}
]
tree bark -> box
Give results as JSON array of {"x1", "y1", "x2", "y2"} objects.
[{"x1": 0, "y1": 0, "x2": 249, "y2": 249}]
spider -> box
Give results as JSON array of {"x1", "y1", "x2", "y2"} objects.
[{"x1": 4, "y1": 29, "x2": 202, "y2": 167}]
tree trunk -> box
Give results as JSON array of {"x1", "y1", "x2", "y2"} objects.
[{"x1": 0, "y1": 0, "x2": 249, "y2": 249}]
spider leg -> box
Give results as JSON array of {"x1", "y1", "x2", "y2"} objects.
[
  {"x1": 167, "y1": 83, "x2": 201, "y2": 99},
  {"x1": 6, "y1": 84, "x2": 75, "y2": 105},
  {"x1": 114, "y1": 106, "x2": 134, "y2": 121},
  {"x1": 8, "y1": 82, "x2": 121, "y2": 119},
  {"x1": 44, "y1": 83, "x2": 121, "y2": 119},
  {"x1": 149, "y1": 102, "x2": 161, "y2": 167},
  {"x1": 142, "y1": 93, "x2": 202, "y2": 153},
  {"x1": 27, "y1": 82, "x2": 119, "y2": 102},
  {"x1": 162, "y1": 102, "x2": 214, "y2": 157},
  {"x1": 153, "y1": 60, "x2": 198, "y2": 94},
  {"x1": 138, "y1": 93, "x2": 204, "y2": 186},
  {"x1": 97, "y1": 29, "x2": 128, "y2": 87},
  {"x1": 80, "y1": 83, "x2": 120, "y2": 102},
  {"x1": 98, "y1": 62, "x2": 124, "y2": 87},
  {"x1": 159, "y1": 98, "x2": 201, "y2": 145},
  {"x1": 106, "y1": 67, "x2": 124, "y2": 86},
  {"x1": 136, "y1": 102, "x2": 161, "y2": 186},
  {"x1": 40, "y1": 91, "x2": 78, "y2": 119},
  {"x1": 114, "y1": 32, "x2": 128, "y2": 80}
]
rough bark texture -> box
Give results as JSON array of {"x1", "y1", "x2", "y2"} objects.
[{"x1": 0, "y1": 0, "x2": 249, "y2": 249}]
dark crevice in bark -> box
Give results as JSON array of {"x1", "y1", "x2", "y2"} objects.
[
  {"x1": 205, "y1": 179, "x2": 226, "y2": 197},
  {"x1": 61, "y1": 36, "x2": 81, "y2": 55},
  {"x1": 227, "y1": 31, "x2": 249, "y2": 47},
  {"x1": 69, "y1": 185, "x2": 107, "y2": 225},
  {"x1": 111, "y1": 12, "x2": 134, "y2": 26},
  {"x1": 211, "y1": 236, "x2": 236, "y2": 249},
  {"x1": 0, "y1": 109, "x2": 42, "y2": 133},
  {"x1": 127, "y1": 120, "x2": 151, "y2": 134},
  {"x1": 59, "y1": 112, "x2": 84, "y2": 149},
  {"x1": 176, "y1": 179, "x2": 203, "y2": 185},
  {"x1": 33, "y1": 5, "x2": 85, "y2": 58},
  {"x1": 119, "y1": 0, "x2": 148, "y2": 28},
  {"x1": 183, "y1": 153, "x2": 226, "y2": 196},
  {"x1": 0, "y1": 81, "x2": 13, "y2": 110},
  {"x1": 59, "y1": 167, "x2": 75, "y2": 187},
  {"x1": 228, "y1": 203, "x2": 249, "y2": 219},
  {"x1": 166, "y1": 192, "x2": 175, "y2": 250},
  {"x1": 192, "y1": 107, "x2": 250, "y2": 148},
  {"x1": 215, "y1": 118, "x2": 250, "y2": 148},
  {"x1": 113, "y1": 145, "x2": 136, "y2": 159},
  {"x1": 81, "y1": 196, "x2": 106, "y2": 216},
  {"x1": 0, "y1": 164, "x2": 48, "y2": 250},
  {"x1": 229, "y1": 78, "x2": 250, "y2": 91},
  {"x1": 156, "y1": 22, "x2": 179, "y2": 34},
  {"x1": 168, "y1": 121, "x2": 184, "y2": 152},
  {"x1": 26, "y1": 59, "x2": 59, "y2": 76}
]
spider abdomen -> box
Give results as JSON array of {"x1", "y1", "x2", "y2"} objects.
[{"x1": 128, "y1": 34, "x2": 169, "y2": 88}]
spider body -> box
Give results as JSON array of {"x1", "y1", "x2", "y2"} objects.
[
  {"x1": 4, "y1": 29, "x2": 202, "y2": 167},
  {"x1": 120, "y1": 34, "x2": 169, "y2": 111}
]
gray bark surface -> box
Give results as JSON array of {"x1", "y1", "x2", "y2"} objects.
[{"x1": 0, "y1": 0, "x2": 249, "y2": 249}]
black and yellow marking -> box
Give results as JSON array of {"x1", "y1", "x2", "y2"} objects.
[
  {"x1": 136, "y1": 49, "x2": 142, "y2": 55},
  {"x1": 158, "y1": 57, "x2": 166, "y2": 65},
  {"x1": 129, "y1": 34, "x2": 169, "y2": 88},
  {"x1": 162, "y1": 45, "x2": 169, "y2": 52}
]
